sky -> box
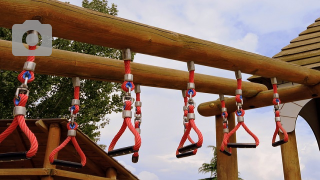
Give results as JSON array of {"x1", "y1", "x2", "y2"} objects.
[{"x1": 67, "y1": 0, "x2": 320, "y2": 179}]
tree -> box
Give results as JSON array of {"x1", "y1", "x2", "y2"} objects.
[
  {"x1": 198, "y1": 146, "x2": 243, "y2": 180},
  {"x1": 0, "y1": 0, "x2": 126, "y2": 146}
]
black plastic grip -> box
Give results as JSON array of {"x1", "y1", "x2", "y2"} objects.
[
  {"x1": 52, "y1": 160, "x2": 83, "y2": 168},
  {"x1": 0, "y1": 152, "x2": 28, "y2": 162},
  {"x1": 220, "y1": 150, "x2": 232, "y2": 156},
  {"x1": 272, "y1": 140, "x2": 287, "y2": 147},
  {"x1": 176, "y1": 151, "x2": 195, "y2": 158},
  {"x1": 132, "y1": 155, "x2": 139, "y2": 163},
  {"x1": 178, "y1": 143, "x2": 201, "y2": 153},
  {"x1": 108, "y1": 146, "x2": 135, "y2": 157},
  {"x1": 227, "y1": 143, "x2": 257, "y2": 148}
]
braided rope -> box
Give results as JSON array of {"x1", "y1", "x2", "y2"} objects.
[{"x1": 0, "y1": 45, "x2": 38, "y2": 159}]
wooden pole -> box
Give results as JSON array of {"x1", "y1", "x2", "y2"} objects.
[
  {"x1": 216, "y1": 112, "x2": 238, "y2": 180},
  {"x1": 0, "y1": 39, "x2": 267, "y2": 97},
  {"x1": 42, "y1": 123, "x2": 61, "y2": 180},
  {"x1": 106, "y1": 168, "x2": 117, "y2": 179},
  {"x1": 198, "y1": 84, "x2": 320, "y2": 117},
  {"x1": 0, "y1": 0, "x2": 320, "y2": 85},
  {"x1": 280, "y1": 131, "x2": 302, "y2": 180}
]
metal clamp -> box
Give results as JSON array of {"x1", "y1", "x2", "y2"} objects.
[
  {"x1": 13, "y1": 106, "x2": 26, "y2": 116},
  {"x1": 122, "y1": 48, "x2": 131, "y2": 60},
  {"x1": 223, "y1": 128, "x2": 229, "y2": 133},
  {"x1": 70, "y1": 111, "x2": 77, "y2": 124},
  {"x1": 271, "y1": 77, "x2": 277, "y2": 85},
  {"x1": 67, "y1": 130, "x2": 77, "y2": 137},
  {"x1": 187, "y1": 113, "x2": 195, "y2": 120},
  {"x1": 15, "y1": 87, "x2": 29, "y2": 99},
  {"x1": 135, "y1": 85, "x2": 141, "y2": 93},
  {"x1": 134, "y1": 113, "x2": 142, "y2": 119},
  {"x1": 122, "y1": 110, "x2": 132, "y2": 118},
  {"x1": 187, "y1": 61, "x2": 195, "y2": 71},
  {"x1": 135, "y1": 101, "x2": 142, "y2": 107},
  {"x1": 237, "y1": 116, "x2": 244, "y2": 122},
  {"x1": 183, "y1": 106, "x2": 188, "y2": 111},
  {"x1": 23, "y1": 61, "x2": 36, "y2": 72},
  {"x1": 124, "y1": 74, "x2": 133, "y2": 82},
  {"x1": 135, "y1": 128, "x2": 141, "y2": 134},
  {"x1": 221, "y1": 107, "x2": 227, "y2": 112},
  {"x1": 72, "y1": 77, "x2": 81, "y2": 87},
  {"x1": 275, "y1": 117, "x2": 281, "y2": 122},
  {"x1": 122, "y1": 95, "x2": 134, "y2": 104},
  {"x1": 71, "y1": 99, "x2": 80, "y2": 106},
  {"x1": 187, "y1": 83, "x2": 195, "y2": 90},
  {"x1": 235, "y1": 89, "x2": 242, "y2": 95},
  {"x1": 182, "y1": 90, "x2": 187, "y2": 98},
  {"x1": 235, "y1": 70, "x2": 242, "y2": 79},
  {"x1": 273, "y1": 93, "x2": 279, "y2": 99},
  {"x1": 219, "y1": 94, "x2": 224, "y2": 101}
]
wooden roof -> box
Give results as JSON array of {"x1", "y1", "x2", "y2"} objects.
[
  {"x1": 248, "y1": 17, "x2": 320, "y2": 86},
  {"x1": 0, "y1": 118, "x2": 138, "y2": 180}
]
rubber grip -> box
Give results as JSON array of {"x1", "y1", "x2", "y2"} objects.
[
  {"x1": 220, "y1": 150, "x2": 232, "y2": 156},
  {"x1": 108, "y1": 146, "x2": 135, "y2": 157},
  {"x1": 52, "y1": 159, "x2": 83, "y2": 168},
  {"x1": 0, "y1": 152, "x2": 28, "y2": 162},
  {"x1": 272, "y1": 139, "x2": 287, "y2": 147},
  {"x1": 178, "y1": 143, "x2": 200, "y2": 153},
  {"x1": 227, "y1": 143, "x2": 257, "y2": 148},
  {"x1": 176, "y1": 151, "x2": 195, "y2": 158},
  {"x1": 132, "y1": 155, "x2": 139, "y2": 163}
]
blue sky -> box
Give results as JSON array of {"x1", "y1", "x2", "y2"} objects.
[{"x1": 67, "y1": 0, "x2": 320, "y2": 179}]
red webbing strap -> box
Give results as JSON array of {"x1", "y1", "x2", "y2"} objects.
[
  {"x1": 109, "y1": 59, "x2": 141, "y2": 156},
  {"x1": 272, "y1": 84, "x2": 289, "y2": 144},
  {"x1": 0, "y1": 45, "x2": 38, "y2": 158},
  {"x1": 223, "y1": 75, "x2": 259, "y2": 147},
  {"x1": 219, "y1": 98, "x2": 231, "y2": 154},
  {"x1": 176, "y1": 63, "x2": 203, "y2": 156},
  {"x1": 49, "y1": 122, "x2": 86, "y2": 166}
]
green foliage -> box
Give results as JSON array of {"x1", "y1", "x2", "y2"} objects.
[
  {"x1": 198, "y1": 146, "x2": 243, "y2": 180},
  {"x1": 0, "y1": 0, "x2": 124, "y2": 145}
]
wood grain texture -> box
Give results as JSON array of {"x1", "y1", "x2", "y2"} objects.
[
  {"x1": 299, "y1": 25, "x2": 320, "y2": 36},
  {"x1": 0, "y1": 168, "x2": 50, "y2": 176},
  {"x1": 0, "y1": 0, "x2": 319, "y2": 85},
  {"x1": 290, "y1": 31, "x2": 320, "y2": 43},
  {"x1": 307, "y1": 21, "x2": 320, "y2": 29},
  {"x1": 273, "y1": 43, "x2": 320, "y2": 58},
  {"x1": 106, "y1": 168, "x2": 117, "y2": 179},
  {"x1": 0, "y1": 40, "x2": 267, "y2": 97},
  {"x1": 198, "y1": 83, "x2": 320, "y2": 116},
  {"x1": 282, "y1": 37, "x2": 320, "y2": 50},
  {"x1": 280, "y1": 131, "x2": 302, "y2": 180},
  {"x1": 52, "y1": 169, "x2": 112, "y2": 180},
  {"x1": 216, "y1": 113, "x2": 238, "y2": 180}
]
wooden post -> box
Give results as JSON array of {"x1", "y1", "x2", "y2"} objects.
[
  {"x1": 216, "y1": 112, "x2": 238, "y2": 180},
  {"x1": 106, "y1": 167, "x2": 117, "y2": 179},
  {"x1": 280, "y1": 131, "x2": 301, "y2": 180},
  {"x1": 42, "y1": 123, "x2": 61, "y2": 180}
]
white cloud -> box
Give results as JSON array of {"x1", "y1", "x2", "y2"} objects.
[
  {"x1": 137, "y1": 171, "x2": 159, "y2": 180},
  {"x1": 118, "y1": 160, "x2": 136, "y2": 173}
]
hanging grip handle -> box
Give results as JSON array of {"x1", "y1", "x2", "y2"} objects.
[
  {"x1": 176, "y1": 151, "x2": 195, "y2": 158},
  {"x1": 0, "y1": 152, "x2": 29, "y2": 162},
  {"x1": 227, "y1": 143, "x2": 257, "y2": 148},
  {"x1": 108, "y1": 145, "x2": 135, "y2": 157},
  {"x1": 178, "y1": 143, "x2": 201, "y2": 153},
  {"x1": 52, "y1": 159, "x2": 83, "y2": 168}
]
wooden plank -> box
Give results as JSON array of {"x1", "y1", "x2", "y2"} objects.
[
  {"x1": 0, "y1": 1, "x2": 320, "y2": 85},
  {"x1": 280, "y1": 131, "x2": 301, "y2": 180},
  {"x1": 0, "y1": 40, "x2": 267, "y2": 98},
  {"x1": 35, "y1": 120, "x2": 106, "y2": 177},
  {"x1": 42, "y1": 123, "x2": 61, "y2": 180},
  {"x1": 286, "y1": 56, "x2": 320, "y2": 66},
  {"x1": 273, "y1": 43, "x2": 320, "y2": 58},
  {"x1": 299, "y1": 26, "x2": 320, "y2": 36},
  {"x1": 274, "y1": 49, "x2": 320, "y2": 62},
  {"x1": 106, "y1": 168, "x2": 117, "y2": 179},
  {"x1": 307, "y1": 21, "x2": 320, "y2": 29},
  {"x1": 290, "y1": 31, "x2": 320, "y2": 43},
  {"x1": 303, "y1": 62, "x2": 320, "y2": 69},
  {"x1": 198, "y1": 83, "x2": 320, "y2": 117},
  {"x1": 317, "y1": 17, "x2": 320, "y2": 22},
  {"x1": 52, "y1": 169, "x2": 111, "y2": 180},
  {"x1": 216, "y1": 113, "x2": 238, "y2": 180},
  {"x1": 281, "y1": 37, "x2": 320, "y2": 50},
  {"x1": 0, "y1": 168, "x2": 50, "y2": 176}
]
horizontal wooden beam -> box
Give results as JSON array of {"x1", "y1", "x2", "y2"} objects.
[
  {"x1": 198, "y1": 83, "x2": 320, "y2": 116},
  {"x1": 52, "y1": 169, "x2": 112, "y2": 180},
  {"x1": 0, "y1": 40, "x2": 267, "y2": 97},
  {"x1": 1, "y1": 0, "x2": 320, "y2": 86},
  {"x1": 0, "y1": 168, "x2": 50, "y2": 176}
]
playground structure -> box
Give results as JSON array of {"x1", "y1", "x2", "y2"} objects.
[{"x1": 0, "y1": 0, "x2": 319, "y2": 179}]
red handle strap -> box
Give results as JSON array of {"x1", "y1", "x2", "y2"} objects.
[
  {"x1": 49, "y1": 122, "x2": 86, "y2": 166},
  {"x1": 109, "y1": 59, "x2": 141, "y2": 157},
  {"x1": 0, "y1": 45, "x2": 39, "y2": 159},
  {"x1": 271, "y1": 83, "x2": 289, "y2": 145}
]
